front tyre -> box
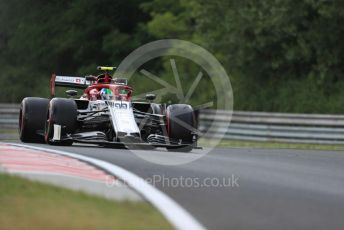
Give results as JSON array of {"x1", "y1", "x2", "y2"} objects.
[
  {"x1": 45, "y1": 98, "x2": 77, "y2": 146},
  {"x1": 19, "y1": 97, "x2": 49, "y2": 143},
  {"x1": 166, "y1": 104, "x2": 196, "y2": 152}
]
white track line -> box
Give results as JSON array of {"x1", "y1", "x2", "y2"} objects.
[{"x1": 4, "y1": 142, "x2": 205, "y2": 230}]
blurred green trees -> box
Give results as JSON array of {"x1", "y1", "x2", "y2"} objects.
[
  {"x1": 0, "y1": 0, "x2": 151, "y2": 100},
  {"x1": 1, "y1": 0, "x2": 344, "y2": 113}
]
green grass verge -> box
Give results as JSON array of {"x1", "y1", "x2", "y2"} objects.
[
  {"x1": 0, "y1": 128, "x2": 17, "y2": 135},
  {"x1": 0, "y1": 128, "x2": 18, "y2": 141},
  {"x1": 200, "y1": 139, "x2": 344, "y2": 151},
  {"x1": 0, "y1": 173, "x2": 172, "y2": 230}
]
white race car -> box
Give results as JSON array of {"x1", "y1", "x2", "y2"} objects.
[{"x1": 19, "y1": 66, "x2": 198, "y2": 152}]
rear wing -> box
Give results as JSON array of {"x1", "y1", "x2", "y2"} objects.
[{"x1": 50, "y1": 74, "x2": 90, "y2": 97}]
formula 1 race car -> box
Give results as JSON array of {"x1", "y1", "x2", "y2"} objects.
[{"x1": 19, "y1": 66, "x2": 198, "y2": 152}]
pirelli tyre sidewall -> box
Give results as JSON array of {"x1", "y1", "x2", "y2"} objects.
[
  {"x1": 45, "y1": 98, "x2": 77, "y2": 146},
  {"x1": 166, "y1": 104, "x2": 195, "y2": 152},
  {"x1": 19, "y1": 97, "x2": 49, "y2": 143}
]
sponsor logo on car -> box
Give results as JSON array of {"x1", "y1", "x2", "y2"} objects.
[
  {"x1": 56, "y1": 76, "x2": 85, "y2": 84},
  {"x1": 107, "y1": 101, "x2": 132, "y2": 109}
]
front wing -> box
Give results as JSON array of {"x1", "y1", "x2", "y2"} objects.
[{"x1": 48, "y1": 131, "x2": 200, "y2": 149}]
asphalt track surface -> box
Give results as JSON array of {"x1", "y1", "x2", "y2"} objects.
[{"x1": 15, "y1": 142, "x2": 344, "y2": 230}]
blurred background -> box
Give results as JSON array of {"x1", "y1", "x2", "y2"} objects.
[{"x1": 1, "y1": 0, "x2": 344, "y2": 113}]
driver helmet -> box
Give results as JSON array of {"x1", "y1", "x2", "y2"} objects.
[{"x1": 100, "y1": 88, "x2": 113, "y2": 100}]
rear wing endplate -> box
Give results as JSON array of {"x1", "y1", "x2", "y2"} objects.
[{"x1": 50, "y1": 74, "x2": 90, "y2": 97}]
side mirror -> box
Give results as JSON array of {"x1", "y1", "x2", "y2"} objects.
[
  {"x1": 145, "y1": 94, "x2": 156, "y2": 101},
  {"x1": 85, "y1": 75, "x2": 97, "y2": 81},
  {"x1": 85, "y1": 75, "x2": 96, "y2": 81},
  {"x1": 66, "y1": 90, "x2": 78, "y2": 98}
]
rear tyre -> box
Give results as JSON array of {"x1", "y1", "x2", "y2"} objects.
[
  {"x1": 166, "y1": 104, "x2": 195, "y2": 152},
  {"x1": 19, "y1": 97, "x2": 49, "y2": 143},
  {"x1": 45, "y1": 98, "x2": 77, "y2": 146}
]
